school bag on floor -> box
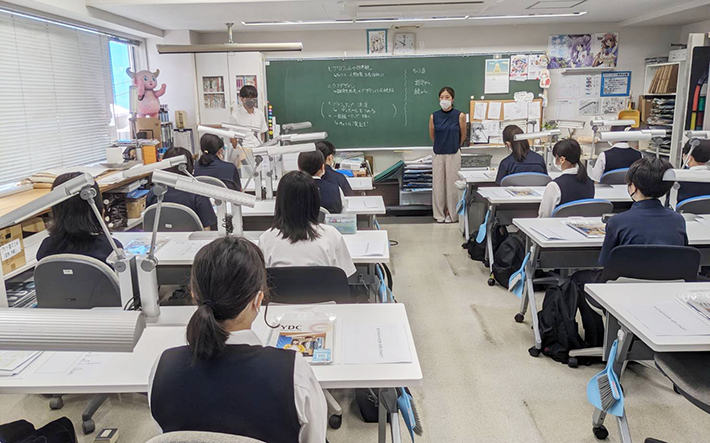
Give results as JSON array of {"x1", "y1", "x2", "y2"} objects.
[
  {"x1": 462, "y1": 224, "x2": 508, "y2": 263},
  {"x1": 492, "y1": 235, "x2": 525, "y2": 287}
]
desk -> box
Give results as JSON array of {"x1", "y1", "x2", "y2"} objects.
[
  {"x1": 512, "y1": 217, "x2": 710, "y2": 352},
  {"x1": 584, "y1": 282, "x2": 710, "y2": 442},
  {"x1": 241, "y1": 176, "x2": 373, "y2": 192},
  {"x1": 0, "y1": 304, "x2": 422, "y2": 442},
  {"x1": 476, "y1": 185, "x2": 632, "y2": 278}
]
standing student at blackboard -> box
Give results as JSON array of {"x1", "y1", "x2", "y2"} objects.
[{"x1": 429, "y1": 86, "x2": 466, "y2": 223}]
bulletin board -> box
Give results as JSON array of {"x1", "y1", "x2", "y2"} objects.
[{"x1": 468, "y1": 99, "x2": 543, "y2": 146}]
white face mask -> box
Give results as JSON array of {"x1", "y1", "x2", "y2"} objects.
[
  {"x1": 551, "y1": 160, "x2": 563, "y2": 172},
  {"x1": 440, "y1": 99, "x2": 452, "y2": 110}
]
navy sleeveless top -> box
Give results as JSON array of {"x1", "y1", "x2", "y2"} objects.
[
  {"x1": 604, "y1": 147, "x2": 641, "y2": 173},
  {"x1": 432, "y1": 108, "x2": 462, "y2": 155},
  {"x1": 553, "y1": 174, "x2": 595, "y2": 206}
]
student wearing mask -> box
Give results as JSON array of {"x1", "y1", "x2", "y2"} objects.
[
  {"x1": 259, "y1": 171, "x2": 356, "y2": 277},
  {"x1": 677, "y1": 139, "x2": 710, "y2": 203},
  {"x1": 495, "y1": 125, "x2": 548, "y2": 184},
  {"x1": 230, "y1": 85, "x2": 268, "y2": 149},
  {"x1": 589, "y1": 128, "x2": 642, "y2": 182},
  {"x1": 194, "y1": 133, "x2": 242, "y2": 190},
  {"x1": 315, "y1": 141, "x2": 354, "y2": 196},
  {"x1": 149, "y1": 236, "x2": 327, "y2": 443},
  {"x1": 298, "y1": 150, "x2": 345, "y2": 214},
  {"x1": 429, "y1": 86, "x2": 466, "y2": 223},
  {"x1": 538, "y1": 139, "x2": 595, "y2": 218},
  {"x1": 37, "y1": 172, "x2": 122, "y2": 264},
  {"x1": 146, "y1": 147, "x2": 218, "y2": 230}
]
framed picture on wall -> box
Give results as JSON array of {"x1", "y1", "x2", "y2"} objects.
[{"x1": 367, "y1": 29, "x2": 388, "y2": 55}]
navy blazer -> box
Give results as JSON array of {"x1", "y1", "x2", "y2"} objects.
[
  {"x1": 37, "y1": 235, "x2": 123, "y2": 264},
  {"x1": 315, "y1": 178, "x2": 343, "y2": 214},
  {"x1": 323, "y1": 165, "x2": 354, "y2": 196},
  {"x1": 147, "y1": 187, "x2": 218, "y2": 230},
  {"x1": 194, "y1": 158, "x2": 241, "y2": 190}
]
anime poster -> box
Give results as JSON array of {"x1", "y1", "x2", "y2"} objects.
[
  {"x1": 548, "y1": 34, "x2": 605, "y2": 69},
  {"x1": 510, "y1": 54, "x2": 529, "y2": 81},
  {"x1": 528, "y1": 54, "x2": 548, "y2": 80},
  {"x1": 592, "y1": 33, "x2": 619, "y2": 68}
]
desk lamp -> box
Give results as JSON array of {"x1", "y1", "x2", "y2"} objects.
[
  {"x1": 139, "y1": 170, "x2": 256, "y2": 319},
  {"x1": 514, "y1": 129, "x2": 562, "y2": 167},
  {"x1": 281, "y1": 121, "x2": 312, "y2": 133},
  {"x1": 199, "y1": 124, "x2": 255, "y2": 189},
  {"x1": 664, "y1": 131, "x2": 710, "y2": 183},
  {"x1": 122, "y1": 155, "x2": 189, "y2": 179},
  {"x1": 548, "y1": 120, "x2": 585, "y2": 138},
  {"x1": 0, "y1": 173, "x2": 145, "y2": 352},
  {"x1": 502, "y1": 118, "x2": 538, "y2": 134},
  {"x1": 590, "y1": 119, "x2": 635, "y2": 164}
]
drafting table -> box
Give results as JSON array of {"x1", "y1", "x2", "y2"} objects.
[
  {"x1": 241, "y1": 176, "x2": 373, "y2": 193},
  {"x1": 512, "y1": 216, "x2": 710, "y2": 353},
  {"x1": 0, "y1": 304, "x2": 422, "y2": 443}
]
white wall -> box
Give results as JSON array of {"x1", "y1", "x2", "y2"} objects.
[{"x1": 680, "y1": 19, "x2": 710, "y2": 41}]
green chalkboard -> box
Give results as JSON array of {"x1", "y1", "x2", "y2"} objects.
[{"x1": 266, "y1": 55, "x2": 541, "y2": 148}]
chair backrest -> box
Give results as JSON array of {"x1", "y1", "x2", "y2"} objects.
[
  {"x1": 195, "y1": 176, "x2": 227, "y2": 188},
  {"x1": 677, "y1": 195, "x2": 710, "y2": 215},
  {"x1": 35, "y1": 254, "x2": 121, "y2": 309},
  {"x1": 266, "y1": 266, "x2": 351, "y2": 304},
  {"x1": 552, "y1": 198, "x2": 614, "y2": 218},
  {"x1": 318, "y1": 206, "x2": 330, "y2": 223},
  {"x1": 143, "y1": 203, "x2": 204, "y2": 232},
  {"x1": 500, "y1": 172, "x2": 551, "y2": 187},
  {"x1": 600, "y1": 168, "x2": 629, "y2": 185},
  {"x1": 146, "y1": 431, "x2": 266, "y2": 443},
  {"x1": 600, "y1": 245, "x2": 700, "y2": 283}
]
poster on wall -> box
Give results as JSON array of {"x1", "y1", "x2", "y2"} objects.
[
  {"x1": 510, "y1": 55, "x2": 529, "y2": 81},
  {"x1": 578, "y1": 98, "x2": 601, "y2": 116},
  {"x1": 528, "y1": 54, "x2": 547, "y2": 80},
  {"x1": 601, "y1": 71, "x2": 631, "y2": 97},
  {"x1": 583, "y1": 74, "x2": 601, "y2": 97},
  {"x1": 602, "y1": 97, "x2": 628, "y2": 115},
  {"x1": 548, "y1": 33, "x2": 619, "y2": 69},
  {"x1": 484, "y1": 59, "x2": 510, "y2": 94},
  {"x1": 367, "y1": 29, "x2": 388, "y2": 54}
]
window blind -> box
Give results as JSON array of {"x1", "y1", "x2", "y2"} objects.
[{"x1": 0, "y1": 13, "x2": 113, "y2": 185}]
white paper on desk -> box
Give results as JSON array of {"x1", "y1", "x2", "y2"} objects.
[
  {"x1": 487, "y1": 102, "x2": 502, "y2": 120},
  {"x1": 348, "y1": 240, "x2": 386, "y2": 257},
  {"x1": 487, "y1": 189, "x2": 512, "y2": 198},
  {"x1": 623, "y1": 300, "x2": 710, "y2": 336},
  {"x1": 159, "y1": 240, "x2": 214, "y2": 258},
  {"x1": 342, "y1": 322, "x2": 412, "y2": 365},
  {"x1": 35, "y1": 353, "x2": 83, "y2": 374},
  {"x1": 0, "y1": 351, "x2": 42, "y2": 375},
  {"x1": 531, "y1": 226, "x2": 577, "y2": 241},
  {"x1": 347, "y1": 199, "x2": 377, "y2": 210},
  {"x1": 473, "y1": 102, "x2": 488, "y2": 120},
  {"x1": 66, "y1": 353, "x2": 112, "y2": 379}
]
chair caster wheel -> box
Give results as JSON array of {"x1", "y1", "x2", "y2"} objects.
[
  {"x1": 487, "y1": 278, "x2": 495, "y2": 286},
  {"x1": 82, "y1": 420, "x2": 95, "y2": 435},
  {"x1": 483, "y1": 260, "x2": 490, "y2": 268},
  {"x1": 49, "y1": 397, "x2": 64, "y2": 410},
  {"x1": 528, "y1": 346, "x2": 540, "y2": 357},
  {"x1": 593, "y1": 425, "x2": 608, "y2": 440},
  {"x1": 568, "y1": 357, "x2": 579, "y2": 368},
  {"x1": 328, "y1": 414, "x2": 342, "y2": 429},
  {"x1": 514, "y1": 313, "x2": 524, "y2": 323}
]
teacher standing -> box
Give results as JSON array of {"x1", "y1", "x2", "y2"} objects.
[{"x1": 429, "y1": 86, "x2": 466, "y2": 223}]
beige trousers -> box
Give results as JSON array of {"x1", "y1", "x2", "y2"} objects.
[{"x1": 432, "y1": 151, "x2": 461, "y2": 222}]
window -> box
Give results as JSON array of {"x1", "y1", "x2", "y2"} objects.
[
  {"x1": 0, "y1": 11, "x2": 114, "y2": 185},
  {"x1": 109, "y1": 40, "x2": 136, "y2": 140}
]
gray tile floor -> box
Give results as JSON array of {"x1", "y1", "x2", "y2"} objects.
[{"x1": 2, "y1": 219, "x2": 709, "y2": 442}]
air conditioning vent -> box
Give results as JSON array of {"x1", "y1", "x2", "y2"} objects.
[{"x1": 356, "y1": 0, "x2": 483, "y2": 17}]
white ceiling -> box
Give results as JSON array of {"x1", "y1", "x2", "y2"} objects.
[{"x1": 85, "y1": 0, "x2": 710, "y2": 33}]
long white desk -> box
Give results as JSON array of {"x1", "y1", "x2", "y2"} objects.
[
  {"x1": 241, "y1": 176, "x2": 373, "y2": 192},
  {"x1": 584, "y1": 282, "x2": 710, "y2": 443},
  {"x1": 511, "y1": 216, "x2": 710, "y2": 353}
]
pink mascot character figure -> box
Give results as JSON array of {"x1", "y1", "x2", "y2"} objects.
[{"x1": 127, "y1": 68, "x2": 166, "y2": 118}]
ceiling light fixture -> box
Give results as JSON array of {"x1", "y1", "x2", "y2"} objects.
[
  {"x1": 158, "y1": 23, "x2": 302, "y2": 54},
  {"x1": 468, "y1": 11, "x2": 587, "y2": 20}
]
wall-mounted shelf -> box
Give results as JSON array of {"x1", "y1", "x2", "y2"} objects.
[{"x1": 561, "y1": 67, "x2": 614, "y2": 76}]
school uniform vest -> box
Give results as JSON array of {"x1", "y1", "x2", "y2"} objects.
[
  {"x1": 677, "y1": 181, "x2": 710, "y2": 203},
  {"x1": 316, "y1": 179, "x2": 343, "y2": 213},
  {"x1": 604, "y1": 147, "x2": 642, "y2": 173},
  {"x1": 553, "y1": 174, "x2": 595, "y2": 206},
  {"x1": 150, "y1": 345, "x2": 300, "y2": 443}
]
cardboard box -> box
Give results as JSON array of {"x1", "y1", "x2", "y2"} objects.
[
  {"x1": 135, "y1": 117, "x2": 161, "y2": 142},
  {"x1": 126, "y1": 196, "x2": 147, "y2": 219},
  {"x1": 21, "y1": 217, "x2": 46, "y2": 234},
  {"x1": 0, "y1": 224, "x2": 25, "y2": 275}
]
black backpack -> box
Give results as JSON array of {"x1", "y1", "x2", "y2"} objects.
[
  {"x1": 537, "y1": 279, "x2": 605, "y2": 364},
  {"x1": 492, "y1": 235, "x2": 525, "y2": 288},
  {"x1": 462, "y1": 224, "x2": 508, "y2": 263}
]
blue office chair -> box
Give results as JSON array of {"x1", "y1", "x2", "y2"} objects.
[
  {"x1": 676, "y1": 195, "x2": 710, "y2": 215},
  {"x1": 142, "y1": 203, "x2": 203, "y2": 232},
  {"x1": 552, "y1": 199, "x2": 614, "y2": 218},
  {"x1": 600, "y1": 168, "x2": 629, "y2": 185},
  {"x1": 500, "y1": 172, "x2": 551, "y2": 187}
]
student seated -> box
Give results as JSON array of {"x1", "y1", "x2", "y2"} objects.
[
  {"x1": 146, "y1": 147, "x2": 218, "y2": 230},
  {"x1": 538, "y1": 139, "x2": 594, "y2": 218},
  {"x1": 149, "y1": 236, "x2": 327, "y2": 442},
  {"x1": 194, "y1": 133, "x2": 242, "y2": 190},
  {"x1": 677, "y1": 139, "x2": 710, "y2": 203},
  {"x1": 298, "y1": 150, "x2": 345, "y2": 214},
  {"x1": 495, "y1": 125, "x2": 548, "y2": 184},
  {"x1": 259, "y1": 171, "x2": 356, "y2": 277},
  {"x1": 37, "y1": 172, "x2": 122, "y2": 264},
  {"x1": 316, "y1": 141, "x2": 354, "y2": 196},
  {"x1": 589, "y1": 127, "x2": 642, "y2": 182}
]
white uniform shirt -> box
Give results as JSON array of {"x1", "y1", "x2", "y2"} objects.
[
  {"x1": 231, "y1": 106, "x2": 268, "y2": 148},
  {"x1": 259, "y1": 224, "x2": 357, "y2": 277},
  {"x1": 538, "y1": 167, "x2": 579, "y2": 218},
  {"x1": 590, "y1": 142, "x2": 631, "y2": 182},
  {"x1": 148, "y1": 329, "x2": 327, "y2": 443}
]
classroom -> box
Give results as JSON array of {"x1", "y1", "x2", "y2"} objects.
[{"x1": 1, "y1": 1, "x2": 710, "y2": 442}]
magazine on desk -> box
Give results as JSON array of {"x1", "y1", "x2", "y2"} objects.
[
  {"x1": 268, "y1": 312, "x2": 336, "y2": 365},
  {"x1": 504, "y1": 188, "x2": 539, "y2": 197},
  {"x1": 565, "y1": 220, "x2": 606, "y2": 238}
]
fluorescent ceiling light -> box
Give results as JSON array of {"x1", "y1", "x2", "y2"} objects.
[
  {"x1": 468, "y1": 11, "x2": 587, "y2": 20},
  {"x1": 528, "y1": 1, "x2": 587, "y2": 9}
]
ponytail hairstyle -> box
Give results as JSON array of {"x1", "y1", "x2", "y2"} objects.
[
  {"x1": 502, "y1": 125, "x2": 530, "y2": 162},
  {"x1": 198, "y1": 133, "x2": 225, "y2": 167},
  {"x1": 162, "y1": 147, "x2": 194, "y2": 176},
  {"x1": 552, "y1": 138, "x2": 588, "y2": 183},
  {"x1": 186, "y1": 236, "x2": 268, "y2": 361}
]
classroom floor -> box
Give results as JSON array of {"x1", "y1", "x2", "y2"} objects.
[{"x1": 2, "y1": 218, "x2": 709, "y2": 442}]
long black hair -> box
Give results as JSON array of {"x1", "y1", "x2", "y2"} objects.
[
  {"x1": 272, "y1": 171, "x2": 321, "y2": 243},
  {"x1": 197, "y1": 133, "x2": 224, "y2": 167},
  {"x1": 48, "y1": 172, "x2": 104, "y2": 251},
  {"x1": 552, "y1": 139, "x2": 588, "y2": 182},
  {"x1": 186, "y1": 236, "x2": 268, "y2": 361},
  {"x1": 163, "y1": 147, "x2": 194, "y2": 175},
  {"x1": 503, "y1": 125, "x2": 530, "y2": 162},
  {"x1": 439, "y1": 86, "x2": 455, "y2": 100}
]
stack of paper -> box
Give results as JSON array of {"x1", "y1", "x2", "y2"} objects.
[
  {"x1": 347, "y1": 240, "x2": 386, "y2": 257},
  {"x1": 342, "y1": 322, "x2": 412, "y2": 365},
  {"x1": 347, "y1": 199, "x2": 378, "y2": 210},
  {"x1": 624, "y1": 300, "x2": 710, "y2": 336},
  {"x1": 0, "y1": 351, "x2": 43, "y2": 377}
]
